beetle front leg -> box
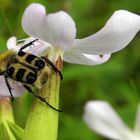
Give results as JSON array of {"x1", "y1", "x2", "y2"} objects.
[{"x1": 41, "y1": 56, "x2": 63, "y2": 80}]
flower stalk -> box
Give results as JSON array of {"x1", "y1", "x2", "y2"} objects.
[{"x1": 23, "y1": 56, "x2": 63, "y2": 140}]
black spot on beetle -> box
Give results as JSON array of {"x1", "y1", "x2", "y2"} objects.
[
  {"x1": 18, "y1": 51, "x2": 26, "y2": 56},
  {"x1": 16, "y1": 68, "x2": 26, "y2": 81},
  {"x1": 7, "y1": 67, "x2": 15, "y2": 77},
  {"x1": 25, "y1": 54, "x2": 36, "y2": 64},
  {"x1": 26, "y1": 72, "x2": 37, "y2": 84},
  {"x1": 34, "y1": 60, "x2": 45, "y2": 69}
]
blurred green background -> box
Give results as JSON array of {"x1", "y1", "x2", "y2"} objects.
[{"x1": 0, "y1": 0, "x2": 140, "y2": 139}]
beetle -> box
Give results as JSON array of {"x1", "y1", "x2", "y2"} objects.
[{"x1": 0, "y1": 39, "x2": 62, "y2": 112}]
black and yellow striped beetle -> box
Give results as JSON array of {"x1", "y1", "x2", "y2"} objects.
[{"x1": 0, "y1": 39, "x2": 62, "y2": 112}]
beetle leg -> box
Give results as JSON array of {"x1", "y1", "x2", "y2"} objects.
[
  {"x1": 41, "y1": 56, "x2": 63, "y2": 80},
  {"x1": 19, "y1": 39, "x2": 38, "y2": 52},
  {"x1": 23, "y1": 84, "x2": 62, "y2": 112},
  {"x1": 4, "y1": 75, "x2": 14, "y2": 101}
]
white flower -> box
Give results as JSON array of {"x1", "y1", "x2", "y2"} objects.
[
  {"x1": 21, "y1": 3, "x2": 140, "y2": 64},
  {"x1": 1, "y1": 3, "x2": 140, "y2": 97},
  {"x1": 84, "y1": 101, "x2": 140, "y2": 140}
]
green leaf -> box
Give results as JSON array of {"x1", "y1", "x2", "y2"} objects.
[
  {"x1": 0, "y1": 123, "x2": 10, "y2": 140},
  {"x1": 7, "y1": 121, "x2": 24, "y2": 140}
]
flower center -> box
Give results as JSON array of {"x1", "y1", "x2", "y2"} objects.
[{"x1": 46, "y1": 46, "x2": 64, "y2": 63}]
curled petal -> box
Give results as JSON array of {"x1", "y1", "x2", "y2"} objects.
[
  {"x1": 71, "y1": 10, "x2": 140, "y2": 55},
  {"x1": 0, "y1": 76, "x2": 25, "y2": 97},
  {"x1": 84, "y1": 101, "x2": 135, "y2": 140},
  {"x1": 64, "y1": 51, "x2": 111, "y2": 65},
  {"x1": 22, "y1": 3, "x2": 76, "y2": 49}
]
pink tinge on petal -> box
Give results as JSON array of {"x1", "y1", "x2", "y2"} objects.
[
  {"x1": 22, "y1": 3, "x2": 76, "y2": 49},
  {"x1": 0, "y1": 76, "x2": 25, "y2": 97}
]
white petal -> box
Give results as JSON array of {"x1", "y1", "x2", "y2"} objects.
[
  {"x1": 64, "y1": 51, "x2": 111, "y2": 65},
  {"x1": 22, "y1": 3, "x2": 76, "y2": 49},
  {"x1": 7, "y1": 37, "x2": 20, "y2": 51},
  {"x1": 71, "y1": 10, "x2": 140, "y2": 55},
  {"x1": 26, "y1": 40, "x2": 51, "y2": 56},
  {"x1": 134, "y1": 103, "x2": 140, "y2": 136},
  {"x1": 7, "y1": 37, "x2": 51, "y2": 57},
  {"x1": 0, "y1": 76, "x2": 25, "y2": 97},
  {"x1": 84, "y1": 101, "x2": 135, "y2": 140},
  {"x1": 19, "y1": 37, "x2": 51, "y2": 56}
]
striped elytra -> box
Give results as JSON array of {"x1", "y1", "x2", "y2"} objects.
[
  {"x1": 16, "y1": 68, "x2": 26, "y2": 81},
  {"x1": 17, "y1": 51, "x2": 45, "y2": 70},
  {"x1": 26, "y1": 72, "x2": 37, "y2": 84},
  {"x1": 5, "y1": 50, "x2": 47, "y2": 85},
  {"x1": 6, "y1": 63, "x2": 37, "y2": 84}
]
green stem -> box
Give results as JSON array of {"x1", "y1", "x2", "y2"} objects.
[{"x1": 23, "y1": 57, "x2": 62, "y2": 140}]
